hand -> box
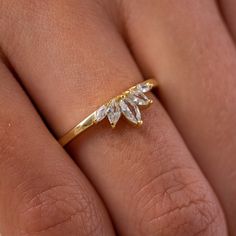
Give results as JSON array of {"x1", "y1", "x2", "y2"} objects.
[{"x1": 0, "y1": 1, "x2": 235, "y2": 235}]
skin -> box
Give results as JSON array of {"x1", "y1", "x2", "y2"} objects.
[{"x1": 0, "y1": 0, "x2": 235, "y2": 235}]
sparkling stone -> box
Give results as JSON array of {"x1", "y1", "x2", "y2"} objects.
[
  {"x1": 120, "y1": 98, "x2": 142, "y2": 124},
  {"x1": 120, "y1": 99, "x2": 137, "y2": 124},
  {"x1": 137, "y1": 82, "x2": 152, "y2": 93},
  {"x1": 95, "y1": 105, "x2": 107, "y2": 122},
  {"x1": 128, "y1": 98, "x2": 142, "y2": 122},
  {"x1": 129, "y1": 90, "x2": 150, "y2": 106},
  {"x1": 107, "y1": 99, "x2": 121, "y2": 127}
]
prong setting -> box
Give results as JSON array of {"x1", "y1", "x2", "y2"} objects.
[{"x1": 94, "y1": 80, "x2": 156, "y2": 128}]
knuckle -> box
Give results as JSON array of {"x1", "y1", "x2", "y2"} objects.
[
  {"x1": 141, "y1": 197, "x2": 219, "y2": 236},
  {"x1": 133, "y1": 166, "x2": 224, "y2": 236},
  {"x1": 18, "y1": 184, "x2": 104, "y2": 236}
]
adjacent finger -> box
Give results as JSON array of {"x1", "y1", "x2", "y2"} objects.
[
  {"x1": 122, "y1": 0, "x2": 236, "y2": 234},
  {"x1": 0, "y1": 62, "x2": 114, "y2": 235},
  {"x1": 218, "y1": 0, "x2": 236, "y2": 41},
  {"x1": 0, "y1": 1, "x2": 227, "y2": 235}
]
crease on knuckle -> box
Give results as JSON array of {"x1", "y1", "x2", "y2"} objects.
[
  {"x1": 133, "y1": 166, "x2": 220, "y2": 236},
  {"x1": 146, "y1": 199, "x2": 218, "y2": 236},
  {"x1": 18, "y1": 183, "x2": 103, "y2": 236}
]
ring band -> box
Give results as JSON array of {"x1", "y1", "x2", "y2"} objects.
[{"x1": 59, "y1": 79, "x2": 158, "y2": 146}]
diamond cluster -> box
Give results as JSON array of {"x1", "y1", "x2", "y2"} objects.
[{"x1": 95, "y1": 81, "x2": 153, "y2": 128}]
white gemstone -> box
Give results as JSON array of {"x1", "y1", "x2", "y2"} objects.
[
  {"x1": 95, "y1": 105, "x2": 107, "y2": 122},
  {"x1": 128, "y1": 98, "x2": 142, "y2": 122},
  {"x1": 129, "y1": 90, "x2": 150, "y2": 106},
  {"x1": 120, "y1": 98, "x2": 142, "y2": 124},
  {"x1": 137, "y1": 83, "x2": 152, "y2": 93},
  {"x1": 107, "y1": 99, "x2": 121, "y2": 127},
  {"x1": 120, "y1": 99, "x2": 137, "y2": 124}
]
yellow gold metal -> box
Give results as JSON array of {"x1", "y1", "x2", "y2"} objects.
[
  {"x1": 137, "y1": 120, "x2": 143, "y2": 126},
  {"x1": 59, "y1": 79, "x2": 157, "y2": 147}
]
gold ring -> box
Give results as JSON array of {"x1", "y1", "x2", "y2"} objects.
[{"x1": 59, "y1": 79, "x2": 158, "y2": 146}]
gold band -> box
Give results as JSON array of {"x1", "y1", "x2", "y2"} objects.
[{"x1": 59, "y1": 79, "x2": 158, "y2": 146}]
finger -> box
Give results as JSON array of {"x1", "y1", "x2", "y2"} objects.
[
  {"x1": 0, "y1": 63, "x2": 114, "y2": 235},
  {"x1": 122, "y1": 0, "x2": 236, "y2": 234},
  {"x1": 0, "y1": 1, "x2": 227, "y2": 235},
  {"x1": 218, "y1": 0, "x2": 236, "y2": 41}
]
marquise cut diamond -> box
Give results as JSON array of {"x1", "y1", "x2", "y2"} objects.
[
  {"x1": 137, "y1": 83, "x2": 152, "y2": 93},
  {"x1": 95, "y1": 105, "x2": 107, "y2": 122},
  {"x1": 129, "y1": 90, "x2": 150, "y2": 106},
  {"x1": 120, "y1": 98, "x2": 142, "y2": 124},
  {"x1": 107, "y1": 99, "x2": 121, "y2": 127}
]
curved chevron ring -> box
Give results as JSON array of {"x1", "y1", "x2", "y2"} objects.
[{"x1": 59, "y1": 79, "x2": 158, "y2": 146}]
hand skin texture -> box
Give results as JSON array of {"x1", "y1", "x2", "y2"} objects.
[{"x1": 0, "y1": 0, "x2": 235, "y2": 235}]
